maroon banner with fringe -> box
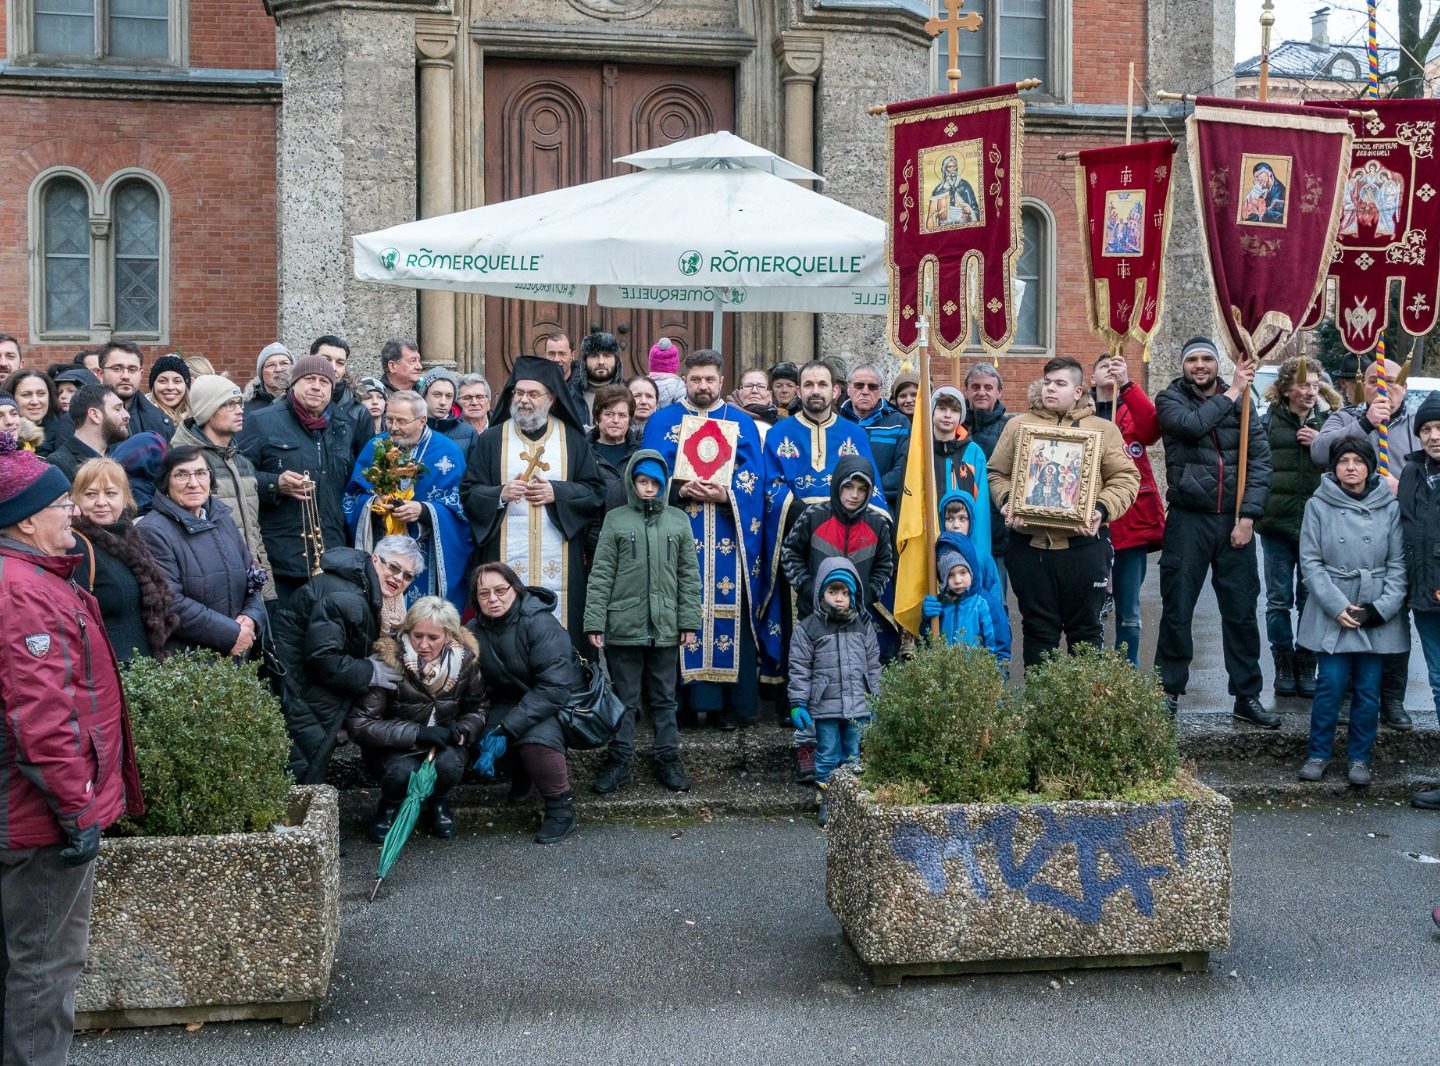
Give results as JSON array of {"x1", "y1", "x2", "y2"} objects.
[
  {"x1": 1187, "y1": 97, "x2": 1353, "y2": 362},
  {"x1": 1300, "y1": 98, "x2": 1440, "y2": 353},
  {"x1": 1076, "y1": 139, "x2": 1177, "y2": 357},
  {"x1": 885, "y1": 84, "x2": 1024, "y2": 358}
]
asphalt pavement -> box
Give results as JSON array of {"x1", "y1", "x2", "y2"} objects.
[{"x1": 74, "y1": 799, "x2": 1439, "y2": 1066}]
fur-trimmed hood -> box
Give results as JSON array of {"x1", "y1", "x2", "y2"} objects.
[{"x1": 371, "y1": 629, "x2": 479, "y2": 671}]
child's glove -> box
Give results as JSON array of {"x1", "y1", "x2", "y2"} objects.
[
  {"x1": 791, "y1": 707, "x2": 813, "y2": 731},
  {"x1": 921, "y1": 594, "x2": 942, "y2": 620},
  {"x1": 474, "y1": 731, "x2": 508, "y2": 776}
]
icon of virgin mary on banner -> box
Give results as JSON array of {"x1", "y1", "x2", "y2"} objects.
[
  {"x1": 1299, "y1": 98, "x2": 1440, "y2": 353},
  {"x1": 1187, "y1": 97, "x2": 1353, "y2": 363},
  {"x1": 1076, "y1": 139, "x2": 1177, "y2": 357},
  {"x1": 885, "y1": 83, "x2": 1025, "y2": 357}
]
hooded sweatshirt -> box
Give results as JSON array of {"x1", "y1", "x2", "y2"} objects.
[
  {"x1": 788, "y1": 557, "x2": 881, "y2": 721},
  {"x1": 936, "y1": 494, "x2": 1012, "y2": 660},
  {"x1": 924, "y1": 529, "x2": 1000, "y2": 655},
  {"x1": 779, "y1": 453, "x2": 895, "y2": 612}
]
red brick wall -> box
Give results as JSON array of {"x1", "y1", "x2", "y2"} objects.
[
  {"x1": 1072, "y1": 0, "x2": 1148, "y2": 106},
  {"x1": 189, "y1": 1, "x2": 276, "y2": 70},
  {"x1": 0, "y1": 98, "x2": 278, "y2": 381}
]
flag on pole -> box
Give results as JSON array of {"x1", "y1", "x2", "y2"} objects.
[{"x1": 893, "y1": 388, "x2": 935, "y2": 637}]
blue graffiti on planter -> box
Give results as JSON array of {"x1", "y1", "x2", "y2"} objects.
[{"x1": 889, "y1": 801, "x2": 1188, "y2": 924}]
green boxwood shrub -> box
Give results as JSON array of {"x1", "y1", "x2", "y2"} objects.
[
  {"x1": 119, "y1": 651, "x2": 292, "y2": 837},
  {"x1": 1021, "y1": 646, "x2": 1179, "y2": 801},
  {"x1": 861, "y1": 639, "x2": 1028, "y2": 805}
]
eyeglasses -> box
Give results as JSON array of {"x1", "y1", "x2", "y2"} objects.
[
  {"x1": 740, "y1": 381, "x2": 768, "y2": 390},
  {"x1": 850, "y1": 382, "x2": 881, "y2": 391},
  {"x1": 220, "y1": 398, "x2": 243, "y2": 410},
  {"x1": 475, "y1": 585, "x2": 512, "y2": 602},
  {"x1": 170, "y1": 469, "x2": 211, "y2": 483},
  {"x1": 43, "y1": 498, "x2": 75, "y2": 511},
  {"x1": 377, "y1": 557, "x2": 416, "y2": 583},
  {"x1": 385, "y1": 415, "x2": 422, "y2": 428}
]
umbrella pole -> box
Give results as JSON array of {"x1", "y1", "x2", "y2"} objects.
[{"x1": 711, "y1": 298, "x2": 725, "y2": 352}]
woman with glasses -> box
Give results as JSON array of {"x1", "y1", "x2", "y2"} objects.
[
  {"x1": 272, "y1": 534, "x2": 424, "y2": 784},
  {"x1": 730, "y1": 367, "x2": 779, "y2": 434},
  {"x1": 350, "y1": 596, "x2": 489, "y2": 842},
  {"x1": 70, "y1": 458, "x2": 177, "y2": 662},
  {"x1": 467, "y1": 562, "x2": 579, "y2": 844},
  {"x1": 137, "y1": 446, "x2": 268, "y2": 659}
]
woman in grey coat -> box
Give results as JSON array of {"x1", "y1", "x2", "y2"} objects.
[{"x1": 1296, "y1": 439, "x2": 1408, "y2": 786}]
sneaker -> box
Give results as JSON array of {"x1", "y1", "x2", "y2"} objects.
[
  {"x1": 1297, "y1": 757, "x2": 1329, "y2": 782},
  {"x1": 1411, "y1": 785, "x2": 1440, "y2": 810},
  {"x1": 794, "y1": 743, "x2": 816, "y2": 785},
  {"x1": 591, "y1": 760, "x2": 632, "y2": 795},
  {"x1": 655, "y1": 758, "x2": 692, "y2": 792},
  {"x1": 1347, "y1": 760, "x2": 1372, "y2": 787},
  {"x1": 1232, "y1": 695, "x2": 1280, "y2": 730}
]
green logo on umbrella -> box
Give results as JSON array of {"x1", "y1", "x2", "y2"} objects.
[
  {"x1": 678, "y1": 250, "x2": 702, "y2": 276},
  {"x1": 379, "y1": 248, "x2": 399, "y2": 271}
]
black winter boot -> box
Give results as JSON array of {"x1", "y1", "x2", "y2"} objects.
[
  {"x1": 534, "y1": 793, "x2": 577, "y2": 844},
  {"x1": 428, "y1": 797, "x2": 456, "y2": 839},
  {"x1": 1233, "y1": 695, "x2": 1281, "y2": 730},
  {"x1": 1380, "y1": 653, "x2": 1414, "y2": 731},
  {"x1": 1271, "y1": 646, "x2": 1297, "y2": 698},
  {"x1": 655, "y1": 757, "x2": 692, "y2": 792},
  {"x1": 368, "y1": 799, "x2": 400, "y2": 844},
  {"x1": 1293, "y1": 649, "x2": 1317, "y2": 700},
  {"x1": 591, "y1": 759, "x2": 633, "y2": 795}
]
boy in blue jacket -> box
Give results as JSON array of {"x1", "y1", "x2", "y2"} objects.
[
  {"x1": 938, "y1": 491, "x2": 1012, "y2": 661},
  {"x1": 922, "y1": 532, "x2": 1008, "y2": 668}
]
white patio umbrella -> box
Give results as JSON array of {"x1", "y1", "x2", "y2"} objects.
[{"x1": 352, "y1": 132, "x2": 890, "y2": 349}]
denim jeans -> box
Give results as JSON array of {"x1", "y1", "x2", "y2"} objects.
[
  {"x1": 815, "y1": 716, "x2": 870, "y2": 785},
  {"x1": 1309, "y1": 651, "x2": 1382, "y2": 762},
  {"x1": 1413, "y1": 611, "x2": 1440, "y2": 726},
  {"x1": 1110, "y1": 546, "x2": 1148, "y2": 666},
  {"x1": 1262, "y1": 534, "x2": 1308, "y2": 651}
]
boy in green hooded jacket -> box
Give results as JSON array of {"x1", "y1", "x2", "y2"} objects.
[{"x1": 585, "y1": 449, "x2": 702, "y2": 794}]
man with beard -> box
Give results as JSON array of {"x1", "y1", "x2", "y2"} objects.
[
  {"x1": 98, "y1": 340, "x2": 174, "y2": 438},
  {"x1": 578, "y1": 331, "x2": 624, "y2": 424},
  {"x1": 47, "y1": 384, "x2": 131, "y2": 482},
  {"x1": 1155, "y1": 337, "x2": 1274, "y2": 727},
  {"x1": 463, "y1": 355, "x2": 604, "y2": 651},
  {"x1": 345, "y1": 390, "x2": 473, "y2": 609},
  {"x1": 642, "y1": 349, "x2": 767, "y2": 728}
]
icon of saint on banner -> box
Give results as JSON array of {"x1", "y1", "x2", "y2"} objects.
[
  {"x1": 1237, "y1": 154, "x2": 1290, "y2": 227},
  {"x1": 920, "y1": 139, "x2": 985, "y2": 233},
  {"x1": 1102, "y1": 189, "x2": 1146, "y2": 256}
]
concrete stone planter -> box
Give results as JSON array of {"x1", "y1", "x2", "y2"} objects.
[
  {"x1": 76, "y1": 785, "x2": 341, "y2": 1029},
  {"x1": 825, "y1": 771, "x2": 1231, "y2": 985}
]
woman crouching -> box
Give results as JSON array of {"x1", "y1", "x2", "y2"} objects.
[{"x1": 349, "y1": 597, "x2": 489, "y2": 842}]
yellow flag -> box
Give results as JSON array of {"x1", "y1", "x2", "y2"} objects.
[{"x1": 893, "y1": 394, "x2": 934, "y2": 636}]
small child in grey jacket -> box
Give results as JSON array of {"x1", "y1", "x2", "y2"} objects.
[{"x1": 789, "y1": 557, "x2": 881, "y2": 826}]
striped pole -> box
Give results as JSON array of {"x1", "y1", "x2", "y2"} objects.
[
  {"x1": 1367, "y1": 1, "x2": 1382, "y2": 100},
  {"x1": 1376, "y1": 336, "x2": 1390, "y2": 478}
]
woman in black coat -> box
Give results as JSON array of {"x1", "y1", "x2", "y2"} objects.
[
  {"x1": 70, "y1": 457, "x2": 176, "y2": 662},
  {"x1": 272, "y1": 537, "x2": 422, "y2": 785},
  {"x1": 137, "y1": 446, "x2": 267, "y2": 658},
  {"x1": 349, "y1": 596, "x2": 488, "y2": 842},
  {"x1": 467, "y1": 562, "x2": 578, "y2": 844}
]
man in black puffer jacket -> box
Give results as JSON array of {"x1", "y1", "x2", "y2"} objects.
[
  {"x1": 1404, "y1": 393, "x2": 1440, "y2": 811},
  {"x1": 272, "y1": 540, "x2": 421, "y2": 784},
  {"x1": 1154, "y1": 337, "x2": 1274, "y2": 727}
]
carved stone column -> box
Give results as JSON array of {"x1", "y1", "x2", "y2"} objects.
[
  {"x1": 416, "y1": 16, "x2": 460, "y2": 367},
  {"x1": 775, "y1": 32, "x2": 823, "y2": 363},
  {"x1": 89, "y1": 216, "x2": 112, "y2": 334}
]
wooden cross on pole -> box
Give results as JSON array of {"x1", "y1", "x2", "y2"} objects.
[{"x1": 926, "y1": 0, "x2": 983, "y2": 93}]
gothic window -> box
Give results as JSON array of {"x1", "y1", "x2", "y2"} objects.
[
  {"x1": 931, "y1": 0, "x2": 1070, "y2": 101},
  {"x1": 21, "y1": 0, "x2": 183, "y2": 63},
  {"x1": 30, "y1": 170, "x2": 168, "y2": 341},
  {"x1": 41, "y1": 179, "x2": 92, "y2": 335}
]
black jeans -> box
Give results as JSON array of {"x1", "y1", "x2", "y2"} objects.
[
  {"x1": 365, "y1": 744, "x2": 467, "y2": 803},
  {"x1": 606, "y1": 644, "x2": 682, "y2": 764},
  {"x1": 1155, "y1": 509, "x2": 1263, "y2": 697},
  {"x1": 1005, "y1": 533, "x2": 1111, "y2": 669}
]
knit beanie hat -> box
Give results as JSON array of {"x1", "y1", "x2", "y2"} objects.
[
  {"x1": 0, "y1": 394, "x2": 16, "y2": 413},
  {"x1": 1415, "y1": 391, "x2": 1440, "y2": 432},
  {"x1": 890, "y1": 368, "x2": 919, "y2": 401},
  {"x1": 255, "y1": 342, "x2": 292, "y2": 379},
  {"x1": 360, "y1": 376, "x2": 387, "y2": 398},
  {"x1": 148, "y1": 354, "x2": 191, "y2": 390},
  {"x1": 1180, "y1": 337, "x2": 1220, "y2": 361},
  {"x1": 768, "y1": 361, "x2": 800, "y2": 385},
  {"x1": 632, "y1": 456, "x2": 668, "y2": 490},
  {"x1": 936, "y1": 546, "x2": 964, "y2": 585},
  {"x1": 0, "y1": 433, "x2": 71, "y2": 529},
  {"x1": 188, "y1": 375, "x2": 243, "y2": 426},
  {"x1": 288, "y1": 354, "x2": 337, "y2": 386},
  {"x1": 1329, "y1": 437, "x2": 1377, "y2": 477},
  {"x1": 420, "y1": 368, "x2": 459, "y2": 397},
  {"x1": 649, "y1": 338, "x2": 679, "y2": 376},
  {"x1": 824, "y1": 568, "x2": 859, "y2": 600}
]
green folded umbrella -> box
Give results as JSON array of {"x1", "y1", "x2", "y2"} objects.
[{"x1": 369, "y1": 748, "x2": 437, "y2": 903}]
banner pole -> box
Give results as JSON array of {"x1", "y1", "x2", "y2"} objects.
[
  {"x1": 1125, "y1": 62, "x2": 1135, "y2": 146},
  {"x1": 917, "y1": 297, "x2": 940, "y2": 640}
]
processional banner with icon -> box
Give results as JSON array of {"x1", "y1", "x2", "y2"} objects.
[
  {"x1": 885, "y1": 83, "x2": 1025, "y2": 358},
  {"x1": 1298, "y1": 98, "x2": 1440, "y2": 353},
  {"x1": 1186, "y1": 97, "x2": 1353, "y2": 363},
  {"x1": 1075, "y1": 139, "x2": 1177, "y2": 358}
]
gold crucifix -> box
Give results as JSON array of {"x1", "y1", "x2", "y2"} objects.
[{"x1": 926, "y1": 0, "x2": 983, "y2": 93}]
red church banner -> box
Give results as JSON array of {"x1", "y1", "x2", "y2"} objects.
[
  {"x1": 1187, "y1": 97, "x2": 1353, "y2": 363},
  {"x1": 1076, "y1": 139, "x2": 1178, "y2": 356},
  {"x1": 1300, "y1": 98, "x2": 1440, "y2": 353},
  {"x1": 885, "y1": 84, "x2": 1025, "y2": 358}
]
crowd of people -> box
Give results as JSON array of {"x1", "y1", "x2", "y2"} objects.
[{"x1": 3, "y1": 324, "x2": 1440, "y2": 1061}]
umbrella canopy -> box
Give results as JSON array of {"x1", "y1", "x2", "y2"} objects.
[
  {"x1": 352, "y1": 133, "x2": 889, "y2": 318},
  {"x1": 369, "y1": 750, "x2": 437, "y2": 902}
]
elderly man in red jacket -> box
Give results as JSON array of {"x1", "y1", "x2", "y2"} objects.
[
  {"x1": 0, "y1": 433, "x2": 142, "y2": 1066},
  {"x1": 1091, "y1": 354, "x2": 1166, "y2": 666}
]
